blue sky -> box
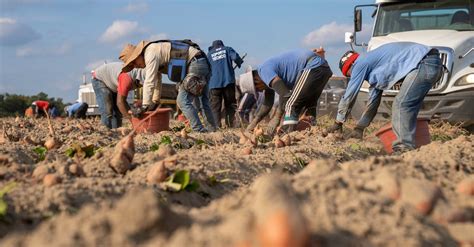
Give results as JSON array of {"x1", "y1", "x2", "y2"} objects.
[{"x1": 0, "y1": 0, "x2": 374, "y2": 102}]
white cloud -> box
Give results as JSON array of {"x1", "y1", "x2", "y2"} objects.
[
  {"x1": 303, "y1": 22, "x2": 352, "y2": 47},
  {"x1": 148, "y1": 33, "x2": 169, "y2": 41},
  {"x1": 99, "y1": 20, "x2": 146, "y2": 43},
  {"x1": 121, "y1": 2, "x2": 149, "y2": 13},
  {"x1": 302, "y1": 22, "x2": 373, "y2": 76},
  {"x1": 302, "y1": 21, "x2": 371, "y2": 48},
  {"x1": 15, "y1": 41, "x2": 72, "y2": 57},
  {"x1": 0, "y1": 17, "x2": 41, "y2": 46}
]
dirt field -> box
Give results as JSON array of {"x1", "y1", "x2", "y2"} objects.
[{"x1": 0, "y1": 116, "x2": 473, "y2": 246}]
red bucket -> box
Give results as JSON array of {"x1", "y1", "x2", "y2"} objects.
[
  {"x1": 375, "y1": 118, "x2": 431, "y2": 154},
  {"x1": 131, "y1": 108, "x2": 172, "y2": 133}
]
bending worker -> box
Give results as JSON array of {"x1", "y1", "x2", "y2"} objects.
[
  {"x1": 119, "y1": 39, "x2": 217, "y2": 132},
  {"x1": 327, "y1": 42, "x2": 442, "y2": 154},
  {"x1": 239, "y1": 47, "x2": 331, "y2": 133},
  {"x1": 92, "y1": 62, "x2": 144, "y2": 128}
]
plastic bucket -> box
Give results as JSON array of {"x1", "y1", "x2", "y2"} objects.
[
  {"x1": 131, "y1": 108, "x2": 172, "y2": 133},
  {"x1": 375, "y1": 118, "x2": 431, "y2": 154}
]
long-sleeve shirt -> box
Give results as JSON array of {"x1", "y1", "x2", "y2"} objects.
[
  {"x1": 142, "y1": 42, "x2": 200, "y2": 105},
  {"x1": 207, "y1": 45, "x2": 243, "y2": 89},
  {"x1": 336, "y1": 42, "x2": 431, "y2": 123},
  {"x1": 94, "y1": 62, "x2": 145, "y2": 93}
]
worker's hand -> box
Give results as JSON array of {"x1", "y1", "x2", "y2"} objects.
[
  {"x1": 313, "y1": 46, "x2": 326, "y2": 59},
  {"x1": 246, "y1": 117, "x2": 262, "y2": 132},
  {"x1": 267, "y1": 116, "x2": 281, "y2": 135},
  {"x1": 131, "y1": 106, "x2": 146, "y2": 118},
  {"x1": 146, "y1": 102, "x2": 159, "y2": 112},
  {"x1": 326, "y1": 121, "x2": 343, "y2": 134},
  {"x1": 348, "y1": 126, "x2": 364, "y2": 139}
]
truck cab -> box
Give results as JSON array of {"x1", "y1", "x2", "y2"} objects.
[{"x1": 347, "y1": 0, "x2": 474, "y2": 126}]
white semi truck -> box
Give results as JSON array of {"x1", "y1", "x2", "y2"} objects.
[{"x1": 346, "y1": 0, "x2": 474, "y2": 128}]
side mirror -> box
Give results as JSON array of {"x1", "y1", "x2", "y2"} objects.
[
  {"x1": 345, "y1": 32, "x2": 354, "y2": 44},
  {"x1": 355, "y1": 9, "x2": 362, "y2": 32}
]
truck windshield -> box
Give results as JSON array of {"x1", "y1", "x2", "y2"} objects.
[{"x1": 374, "y1": 0, "x2": 474, "y2": 36}]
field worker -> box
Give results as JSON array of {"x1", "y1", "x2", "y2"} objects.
[
  {"x1": 92, "y1": 62, "x2": 145, "y2": 129},
  {"x1": 326, "y1": 42, "x2": 442, "y2": 153},
  {"x1": 66, "y1": 102, "x2": 89, "y2": 119},
  {"x1": 24, "y1": 106, "x2": 34, "y2": 118},
  {"x1": 239, "y1": 47, "x2": 332, "y2": 133},
  {"x1": 207, "y1": 40, "x2": 244, "y2": 128},
  {"x1": 237, "y1": 92, "x2": 257, "y2": 124},
  {"x1": 48, "y1": 104, "x2": 60, "y2": 118},
  {"x1": 119, "y1": 39, "x2": 217, "y2": 132},
  {"x1": 31, "y1": 100, "x2": 49, "y2": 118}
]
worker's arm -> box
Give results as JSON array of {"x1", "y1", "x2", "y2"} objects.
[
  {"x1": 356, "y1": 87, "x2": 382, "y2": 128},
  {"x1": 143, "y1": 49, "x2": 162, "y2": 106},
  {"x1": 117, "y1": 95, "x2": 131, "y2": 118},
  {"x1": 229, "y1": 48, "x2": 243, "y2": 68},
  {"x1": 246, "y1": 89, "x2": 275, "y2": 131},
  {"x1": 269, "y1": 76, "x2": 290, "y2": 111},
  {"x1": 335, "y1": 62, "x2": 368, "y2": 123}
]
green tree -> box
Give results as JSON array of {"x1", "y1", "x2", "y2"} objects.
[{"x1": 0, "y1": 92, "x2": 67, "y2": 117}]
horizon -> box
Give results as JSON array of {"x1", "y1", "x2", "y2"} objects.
[{"x1": 0, "y1": 0, "x2": 374, "y2": 103}]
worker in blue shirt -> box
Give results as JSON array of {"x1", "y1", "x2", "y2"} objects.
[
  {"x1": 239, "y1": 48, "x2": 331, "y2": 133},
  {"x1": 66, "y1": 102, "x2": 89, "y2": 119},
  {"x1": 207, "y1": 40, "x2": 243, "y2": 128},
  {"x1": 327, "y1": 42, "x2": 442, "y2": 153}
]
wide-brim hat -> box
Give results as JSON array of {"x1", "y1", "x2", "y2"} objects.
[
  {"x1": 119, "y1": 40, "x2": 150, "y2": 73},
  {"x1": 238, "y1": 68, "x2": 256, "y2": 96}
]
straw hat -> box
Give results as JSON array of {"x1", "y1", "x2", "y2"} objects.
[{"x1": 119, "y1": 40, "x2": 150, "y2": 72}]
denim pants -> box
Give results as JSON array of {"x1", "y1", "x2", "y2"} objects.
[
  {"x1": 91, "y1": 78, "x2": 122, "y2": 129},
  {"x1": 392, "y1": 52, "x2": 442, "y2": 150},
  {"x1": 209, "y1": 84, "x2": 237, "y2": 128},
  {"x1": 177, "y1": 58, "x2": 217, "y2": 132}
]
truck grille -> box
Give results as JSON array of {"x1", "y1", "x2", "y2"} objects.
[{"x1": 387, "y1": 48, "x2": 452, "y2": 93}]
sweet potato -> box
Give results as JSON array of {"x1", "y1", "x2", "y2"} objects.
[{"x1": 110, "y1": 134, "x2": 135, "y2": 174}]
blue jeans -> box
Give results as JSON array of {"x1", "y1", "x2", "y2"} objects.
[
  {"x1": 177, "y1": 57, "x2": 217, "y2": 132},
  {"x1": 392, "y1": 52, "x2": 442, "y2": 150},
  {"x1": 91, "y1": 78, "x2": 122, "y2": 129}
]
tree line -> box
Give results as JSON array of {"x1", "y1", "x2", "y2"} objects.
[{"x1": 0, "y1": 92, "x2": 67, "y2": 117}]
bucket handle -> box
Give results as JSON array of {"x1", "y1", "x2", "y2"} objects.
[{"x1": 131, "y1": 104, "x2": 162, "y2": 135}]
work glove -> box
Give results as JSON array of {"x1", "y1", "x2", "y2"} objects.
[
  {"x1": 267, "y1": 117, "x2": 281, "y2": 135},
  {"x1": 348, "y1": 126, "x2": 364, "y2": 139},
  {"x1": 266, "y1": 109, "x2": 283, "y2": 134},
  {"x1": 146, "y1": 102, "x2": 159, "y2": 112},
  {"x1": 131, "y1": 106, "x2": 147, "y2": 118},
  {"x1": 326, "y1": 121, "x2": 343, "y2": 134},
  {"x1": 246, "y1": 116, "x2": 263, "y2": 132}
]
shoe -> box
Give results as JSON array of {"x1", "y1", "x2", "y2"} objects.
[
  {"x1": 283, "y1": 115, "x2": 298, "y2": 125},
  {"x1": 391, "y1": 145, "x2": 413, "y2": 155}
]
